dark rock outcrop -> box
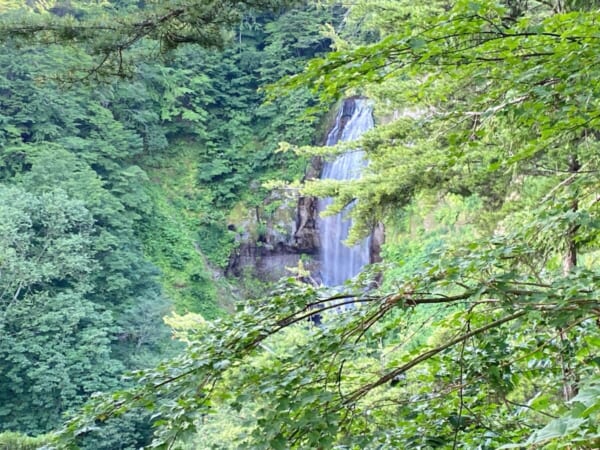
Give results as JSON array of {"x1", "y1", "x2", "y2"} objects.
[
  {"x1": 226, "y1": 174, "x2": 321, "y2": 282},
  {"x1": 370, "y1": 222, "x2": 385, "y2": 264}
]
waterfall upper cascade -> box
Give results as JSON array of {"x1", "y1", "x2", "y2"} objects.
[{"x1": 318, "y1": 98, "x2": 374, "y2": 286}]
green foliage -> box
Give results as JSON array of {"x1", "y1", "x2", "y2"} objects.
[
  {"x1": 282, "y1": 0, "x2": 600, "y2": 241},
  {"x1": 172, "y1": 4, "x2": 336, "y2": 208},
  {"x1": 2, "y1": 1, "x2": 599, "y2": 449},
  {"x1": 0, "y1": 0, "x2": 297, "y2": 79},
  {"x1": 0, "y1": 31, "x2": 173, "y2": 445},
  {"x1": 141, "y1": 149, "x2": 223, "y2": 318},
  {"x1": 333, "y1": 0, "x2": 446, "y2": 46},
  {"x1": 381, "y1": 192, "x2": 484, "y2": 284},
  {"x1": 45, "y1": 1, "x2": 600, "y2": 449},
  {"x1": 54, "y1": 240, "x2": 599, "y2": 448},
  {"x1": 0, "y1": 185, "x2": 120, "y2": 433},
  {"x1": 129, "y1": 3, "x2": 338, "y2": 273},
  {"x1": 514, "y1": 376, "x2": 600, "y2": 448},
  {"x1": 0, "y1": 431, "x2": 50, "y2": 450},
  {"x1": 197, "y1": 221, "x2": 238, "y2": 269},
  {"x1": 0, "y1": 2, "x2": 340, "y2": 445}
]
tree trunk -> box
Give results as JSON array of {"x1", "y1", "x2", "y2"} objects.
[
  {"x1": 562, "y1": 155, "x2": 580, "y2": 274},
  {"x1": 560, "y1": 154, "x2": 580, "y2": 402}
]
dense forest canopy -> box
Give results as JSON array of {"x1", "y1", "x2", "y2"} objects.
[{"x1": 0, "y1": 0, "x2": 598, "y2": 449}]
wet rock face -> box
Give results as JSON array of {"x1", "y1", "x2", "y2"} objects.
[
  {"x1": 293, "y1": 156, "x2": 322, "y2": 254},
  {"x1": 327, "y1": 98, "x2": 356, "y2": 143},
  {"x1": 226, "y1": 185, "x2": 321, "y2": 282},
  {"x1": 293, "y1": 195, "x2": 320, "y2": 252},
  {"x1": 370, "y1": 223, "x2": 385, "y2": 264}
]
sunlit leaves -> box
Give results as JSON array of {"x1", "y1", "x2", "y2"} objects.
[{"x1": 1, "y1": 1, "x2": 599, "y2": 449}]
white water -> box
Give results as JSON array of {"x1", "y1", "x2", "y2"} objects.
[{"x1": 318, "y1": 98, "x2": 374, "y2": 286}]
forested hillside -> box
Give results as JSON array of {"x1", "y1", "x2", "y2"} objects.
[
  {"x1": 0, "y1": 1, "x2": 336, "y2": 448},
  {"x1": 0, "y1": 0, "x2": 598, "y2": 449}
]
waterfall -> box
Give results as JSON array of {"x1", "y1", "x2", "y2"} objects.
[{"x1": 318, "y1": 98, "x2": 374, "y2": 286}]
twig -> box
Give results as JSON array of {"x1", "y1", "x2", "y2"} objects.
[
  {"x1": 541, "y1": 162, "x2": 589, "y2": 203},
  {"x1": 452, "y1": 319, "x2": 469, "y2": 450},
  {"x1": 343, "y1": 310, "x2": 527, "y2": 405}
]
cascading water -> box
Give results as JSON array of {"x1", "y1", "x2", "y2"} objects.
[{"x1": 318, "y1": 98, "x2": 374, "y2": 286}]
